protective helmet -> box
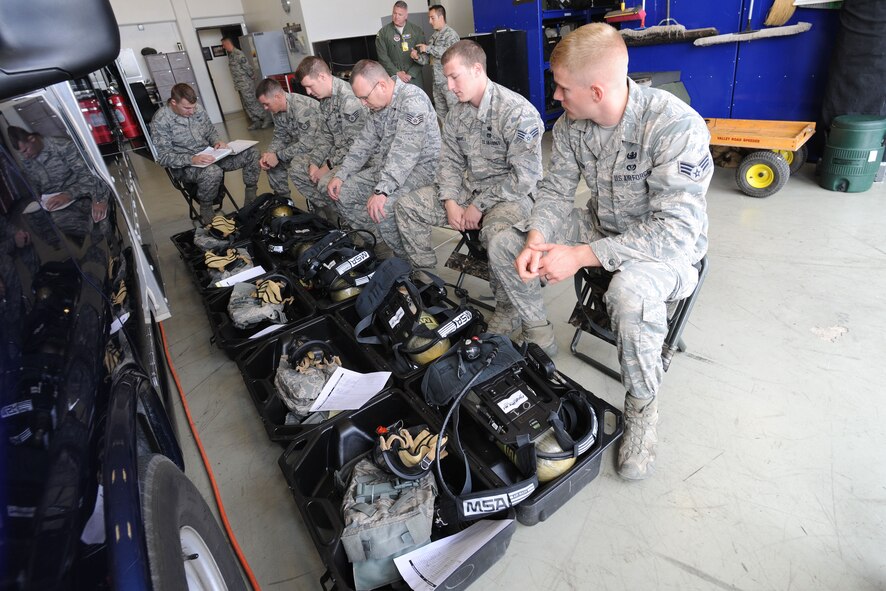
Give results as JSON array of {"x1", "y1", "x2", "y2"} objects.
[
  {"x1": 287, "y1": 240, "x2": 315, "y2": 261},
  {"x1": 327, "y1": 272, "x2": 364, "y2": 302},
  {"x1": 269, "y1": 204, "x2": 295, "y2": 219},
  {"x1": 497, "y1": 389, "x2": 598, "y2": 483},
  {"x1": 405, "y1": 312, "x2": 451, "y2": 366}
]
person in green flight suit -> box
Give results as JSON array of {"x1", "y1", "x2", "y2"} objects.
[{"x1": 375, "y1": 1, "x2": 426, "y2": 89}]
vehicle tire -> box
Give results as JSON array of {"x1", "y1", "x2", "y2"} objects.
[
  {"x1": 735, "y1": 150, "x2": 790, "y2": 198},
  {"x1": 139, "y1": 454, "x2": 248, "y2": 591},
  {"x1": 772, "y1": 144, "x2": 808, "y2": 174}
]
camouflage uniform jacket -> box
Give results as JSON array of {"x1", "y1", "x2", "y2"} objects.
[
  {"x1": 21, "y1": 136, "x2": 109, "y2": 203},
  {"x1": 335, "y1": 78, "x2": 440, "y2": 196},
  {"x1": 528, "y1": 78, "x2": 710, "y2": 270},
  {"x1": 375, "y1": 21, "x2": 426, "y2": 86},
  {"x1": 268, "y1": 92, "x2": 321, "y2": 163},
  {"x1": 151, "y1": 103, "x2": 220, "y2": 169},
  {"x1": 227, "y1": 47, "x2": 256, "y2": 89},
  {"x1": 438, "y1": 80, "x2": 542, "y2": 212},
  {"x1": 413, "y1": 25, "x2": 460, "y2": 86},
  {"x1": 308, "y1": 76, "x2": 368, "y2": 169}
]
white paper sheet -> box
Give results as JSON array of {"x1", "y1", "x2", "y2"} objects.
[
  {"x1": 308, "y1": 366, "x2": 391, "y2": 412},
  {"x1": 248, "y1": 323, "x2": 285, "y2": 340},
  {"x1": 80, "y1": 484, "x2": 106, "y2": 544},
  {"x1": 215, "y1": 265, "x2": 265, "y2": 288},
  {"x1": 40, "y1": 192, "x2": 76, "y2": 211},
  {"x1": 227, "y1": 139, "x2": 259, "y2": 154},
  {"x1": 394, "y1": 519, "x2": 514, "y2": 591},
  {"x1": 192, "y1": 146, "x2": 233, "y2": 167}
]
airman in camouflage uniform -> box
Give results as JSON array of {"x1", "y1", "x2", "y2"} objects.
[
  {"x1": 395, "y1": 40, "x2": 541, "y2": 334},
  {"x1": 221, "y1": 38, "x2": 271, "y2": 130},
  {"x1": 9, "y1": 127, "x2": 111, "y2": 239},
  {"x1": 411, "y1": 5, "x2": 460, "y2": 119},
  {"x1": 487, "y1": 24, "x2": 710, "y2": 480},
  {"x1": 151, "y1": 84, "x2": 260, "y2": 223},
  {"x1": 327, "y1": 60, "x2": 440, "y2": 259},
  {"x1": 255, "y1": 78, "x2": 321, "y2": 202},
  {"x1": 376, "y1": 1, "x2": 426, "y2": 89},
  {"x1": 293, "y1": 57, "x2": 369, "y2": 221}
]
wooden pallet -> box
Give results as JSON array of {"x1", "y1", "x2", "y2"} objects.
[{"x1": 705, "y1": 118, "x2": 816, "y2": 151}]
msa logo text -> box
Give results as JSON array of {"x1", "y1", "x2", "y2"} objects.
[
  {"x1": 336, "y1": 250, "x2": 369, "y2": 274},
  {"x1": 462, "y1": 495, "x2": 510, "y2": 516},
  {"x1": 438, "y1": 310, "x2": 473, "y2": 337}
]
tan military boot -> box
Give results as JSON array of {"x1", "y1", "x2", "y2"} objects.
[
  {"x1": 617, "y1": 394, "x2": 659, "y2": 480},
  {"x1": 517, "y1": 320, "x2": 558, "y2": 357},
  {"x1": 200, "y1": 203, "x2": 214, "y2": 225},
  {"x1": 486, "y1": 300, "x2": 520, "y2": 336}
]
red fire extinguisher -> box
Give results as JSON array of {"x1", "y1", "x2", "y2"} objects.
[
  {"x1": 78, "y1": 96, "x2": 112, "y2": 145},
  {"x1": 107, "y1": 92, "x2": 141, "y2": 139}
]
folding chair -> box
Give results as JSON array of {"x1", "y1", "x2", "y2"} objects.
[
  {"x1": 443, "y1": 229, "x2": 494, "y2": 311},
  {"x1": 164, "y1": 168, "x2": 239, "y2": 221},
  {"x1": 568, "y1": 255, "x2": 709, "y2": 381}
]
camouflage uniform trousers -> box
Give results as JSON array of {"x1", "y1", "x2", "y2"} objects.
[
  {"x1": 395, "y1": 186, "x2": 531, "y2": 306},
  {"x1": 265, "y1": 154, "x2": 295, "y2": 198},
  {"x1": 335, "y1": 167, "x2": 435, "y2": 258},
  {"x1": 432, "y1": 84, "x2": 458, "y2": 121},
  {"x1": 172, "y1": 148, "x2": 260, "y2": 206},
  {"x1": 236, "y1": 82, "x2": 267, "y2": 124},
  {"x1": 487, "y1": 207, "x2": 699, "y2": 400},
  {"x1": 289, "y1": 157, "x2": 343, "y2": 220}
]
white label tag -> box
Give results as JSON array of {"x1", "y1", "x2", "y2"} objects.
[
  {"x1": 389, "y1": 306, "x2": 405, "y2": 329},
  {"x1": 7, "y1": 505, "x2": 36, "y2": 518},
  {"x1": 869, "y1": 150, "x2": 878, "y2": 163},
  {"x1": 497, "y1": 390, "x2": 528, "y2": 415},
  {"x1": 249, "y1": 324, "x2": 285, "y2": 340},
  {"x1": 1, "y1": 400, "x2": 33, "y2": 418},
  {"x1": 271, "y1": 245, "x2": 284, "y2": 253},
  {"x1": 215, "y1": 265, "x2": 265, "y2": 288}
]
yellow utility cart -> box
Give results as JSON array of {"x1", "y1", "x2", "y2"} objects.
[{"x1": 706, "y1": 118, "x2": 816, "y2": 198}]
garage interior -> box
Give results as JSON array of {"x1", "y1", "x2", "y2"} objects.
[
  {"x1": 27, "y1": 0, "x2": 886, "y2": 591},
  {"x1": 132, "y1": 103, "x2": 884, "y2": 589}
]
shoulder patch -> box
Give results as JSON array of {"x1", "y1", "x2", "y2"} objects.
[
  {"x1": 403, "y1": 113, "x2": 425, "y2": 126},
  {"x1": 345, "y1": 111, "x2": 361, "y2": 123},
  {"x1": 677, "y1": 154, "x2": 712, "y2": 181},
  {"x1": 515, "y1": 122, "x2": 540, "y2": 143}
]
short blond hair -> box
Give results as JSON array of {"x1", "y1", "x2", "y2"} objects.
[{"x1": 550, "y1": 23, "x2": 628, "y2": 83}]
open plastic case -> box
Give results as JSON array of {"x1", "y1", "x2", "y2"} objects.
[
  {"x1": 237, "y1": 314, "x2": 391, "y2": 444},
  {"x1": 405, "y1": 356, "x2": 624, "y2": 526},
  {"x1": 201, "y1": 269, "x2": 316, "y2": 359},
  {"x1": 278, "y1": 388, "x2": 518, "y2": 591},
  {"x1": 334, "y1": 286, "x2": 487, "y2": 383}
]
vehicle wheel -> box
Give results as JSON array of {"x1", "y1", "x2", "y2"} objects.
[
  {"x1": 772, "y1": 144, "x2": 808, "y2": 174},
  {"x1": 735, "y1": 150, "x2": 790, "y2": 198},
  {"x1": 139, "y1": 454, "x2": 248, "y2": 591}
]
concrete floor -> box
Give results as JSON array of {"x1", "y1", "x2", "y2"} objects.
[{"x1": 124, "y1": 110, "x2": 886, "y2": 591}]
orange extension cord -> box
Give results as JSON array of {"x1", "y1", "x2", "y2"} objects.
[{"x1": 158, "y1": 322, "x2": 262, "y2": 591}]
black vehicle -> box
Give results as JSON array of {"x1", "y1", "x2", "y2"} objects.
[{"x1": 0, "y1": 2, "x2": 247, "y2": 589}]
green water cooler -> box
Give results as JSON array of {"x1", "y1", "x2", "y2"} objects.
[{"x1": 819, "y1": 115, "x2": 886, "y2": 193}]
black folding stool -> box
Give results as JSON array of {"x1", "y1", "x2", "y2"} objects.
[
  {"x1": 568, "y1": 255, "x2": 709, "y2": 380},
  {"x1": 443, "y1": 229, "x2": 494, "y2": 311},
  {"x1": 164, "y1": 168, "x2": 239, "y2": 221}
]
